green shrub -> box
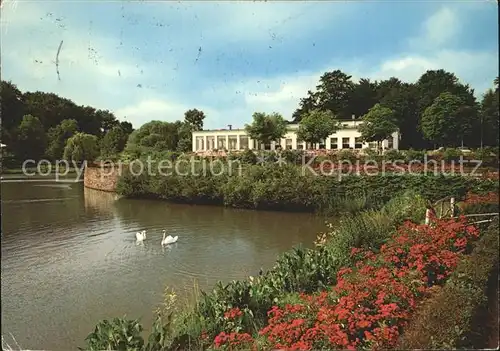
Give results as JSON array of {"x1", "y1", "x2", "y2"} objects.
[
  {"x1": 404, "y1": 148, "x2": 426, "y2": 162},
  {"x1": 280, "y1": 149, "x2": 304, "y2": 165},
  {"x1": 336, "y1": 149, "x2": 357, "y2": 162},
  {"x1": 384, "y1": 149, "x2": 404, "y2": 161},
  {"x1": 442, "y1": 148, "x2": 462, "y2": 162},
  {"x1": 237, "y1": 149, "x2": 257, "y2": 164},
  {"x1": 362, "y1": 148, "x2": 378, "y2": 158},
  {"x1": 116, "y1": 163, "x2": 499, "y2": 215},
  {"x1": 79, "y1": 318, "x2": 145, "y2": 351}
]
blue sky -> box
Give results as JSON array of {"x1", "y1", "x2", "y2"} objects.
[{"x1": 1, "y1": 0, "x2": 498, "y2": 129}]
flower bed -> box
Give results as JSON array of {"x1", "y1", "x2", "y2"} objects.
[
  {"x1": 398, "y1": 217, "x2": 499, "y2": 349},
  {"x1": 212, "y1": 215, "x2": 487, "y2": 350}
]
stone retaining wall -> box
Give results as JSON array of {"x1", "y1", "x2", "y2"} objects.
[{"x1": 84, "y1": 165, "x2": 119, "y2": 192}]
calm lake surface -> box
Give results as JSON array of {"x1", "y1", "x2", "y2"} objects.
[{"x1": 1, "y1": 176, "x2": 326, "y2": 350}]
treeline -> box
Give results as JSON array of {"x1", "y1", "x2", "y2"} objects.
[
  {"x1": 117, "y1": 163, "x2": 499, "y2": 214},
  {"x1": 120, "y1": 109, "x2": 206, "y2": 162},
  {"x1": 0, "y1": 80, "x2": 134, "y2": 166},
  {"x1": 0, "y1": 80, "x2": 207, "y2": 167},
  {"x1": 292, "y1": 70, "x2": 499, "y2": 149},
  {"x1": 2, "y1": 68, "x2": 498, "y2": 166}
]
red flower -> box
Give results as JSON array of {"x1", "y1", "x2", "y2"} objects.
[
  {"x1": 223, "y1": 307, "x2": 243, "y2": 320},
  {"x1": 254, "y1": 212, "x2": 486, "y2": 350}
]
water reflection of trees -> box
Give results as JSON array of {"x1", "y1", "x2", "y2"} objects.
[
  {"x1": 1, "y1": 182, "x2": 86, "y2": 235},
  {"x1": 83, "y1": 187, "x2": 118, "y2": 218}
]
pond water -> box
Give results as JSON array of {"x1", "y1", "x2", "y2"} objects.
[{"x1": 1, "y1": 177, "x2": 326, "y2": 350}]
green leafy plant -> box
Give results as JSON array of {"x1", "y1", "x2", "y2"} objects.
[{"x1": 79, "y1": 318, "x2": 144, "y2": 351}]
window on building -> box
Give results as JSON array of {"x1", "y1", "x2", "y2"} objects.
[
  {"x1": 217, "y1": 136, "x2": 226, "y2": 150},
  {"x1": 342, "y1": 137, "x2": 350, "y2": 149},
  {"x1": 387, "y1": 136, "x2": 394, "y2": 149},
  {"x1": 239, "y1": 136, "x2": 249, "y2": 149},
  {"x1": 318, "y1": 139, "x2": 325, "y2": 149},
  {"x1": 285, "y1": 139, "x2": 292, "y2": 149},
  {"x1": 297, "y1": 138, "x2": 304, "y2": 150},
  {"x1": 228, "y1": 135, "x2": 237, "y2": 150},
  {"x1": 330, "y1": 137, "x2": 338, "y2": 149},
  {"x1": 355, "y1": 137, "x2": 363, "y2": 149},
  {"x1": 207, "y1": 136, "x2": 215, "y2": 150},
  {"x1": 196, "y1": 137, "x2": 204, "y2": 150}
]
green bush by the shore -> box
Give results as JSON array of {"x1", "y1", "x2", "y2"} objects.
[{"x1": 116, "y1": 163, "x2": 498, "y2": 216}]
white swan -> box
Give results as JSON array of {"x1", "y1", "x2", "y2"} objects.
[
  {"x1": 161, "y1": 230, "x2": 178, "y2": 245},
  {"x1": 136, "y1": 230, "x2": 146, "y2": 242}
]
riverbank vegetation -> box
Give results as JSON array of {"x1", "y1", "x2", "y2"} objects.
[
  {"x1": 116, "y1": 160, "x2": 498, "y2": 215},
  {"x1": 80, "y1": 189, "x2": 499, "y2": 351},
  {"x1": 0, "y1": 80, "x2": 205, "y2": 169}
]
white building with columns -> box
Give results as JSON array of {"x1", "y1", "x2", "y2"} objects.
[{"x1": 192, "y1": 120, "x2": 400, "y2": 152}]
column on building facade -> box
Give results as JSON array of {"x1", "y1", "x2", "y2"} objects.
[
  {"x1": 326, "y1": 137, "x2": 331, "y2": 150},
  {"x1": 203, "y1": 136, "x2": 207, "y2": 151},
  {"x1": 225, "y1": 135, "x2": 229, "y2": 151},
  {"x1": 236, "y1": 135, "x2": 241, "y2": 150}
]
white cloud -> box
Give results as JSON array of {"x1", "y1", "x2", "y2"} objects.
[
  {"x1": 114, "y1": 98, "x2": 222, "y2": 128},
  {"x1": 408, "y1": 7, "x2": 459, "y2": 51},
  {"x1": 146, "y1": 2, "x2": 353, "y2": 46}
]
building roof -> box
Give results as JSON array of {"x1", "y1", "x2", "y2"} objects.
[{"x1": 194, "y1": 120, "x2": 363, "y2": 133}]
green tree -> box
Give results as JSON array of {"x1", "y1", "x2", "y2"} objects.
[
  {"x1": 95, "y1": 109, "x2": 120, "y2": 134},
  {"x1": 183, "y1": 108, "x2": 205, "y2": 131},
  {"x1": 292, "y1": 70, "x2": 355, "y2": 121},
  {"x1": 348, "y1": 78, "x2": 379, "y2": 119},
  {"x1": 479, "y1": 79, "x2": 499, "y2": 147},
  {"x1": 420, "y1": 92, "x2": 475, "y2": 148},
  {"x1": 416, "y1": 69, "x2": 476, "y2": 115},
  {"x1": 63, "y1": 132, "x2": 99, "y2": 164},
  {"x1": 174, "y1": 109, "x2": 206, "y2": 152},
  {"x1": 176, "y1": 121, "x2": 194, "y2": 152},
  {"x1": 46, "y1": 119, "x2": 79, "y2": 160},
  {"x1": 379, "y1": 82, "x2": 422, "y2": 149},
  {"x1": 358, "y1": 104, "x2": 398, "y2": 153},
  {"x1": 0, "y1": 81, "x2": 25, "y2": 132},
  {"x1": 1, "y1": 81, "x2": 25, "y2": 152},
  {"x1": 292, "y1": 91, "x2": 318, "y2": 122},
  {"x1": 100, "y1": 125, "x2": 129, "y2": 158},
  {"x1": 296, "y1": 109, "x2": 339, "y2": 148},
  {"x1": 125, "y1": 121, "x2": 180, "y2": 155},
  {"x1": 15, "y1": 114, "x2": 47, "y2": 161},
  {"x1": 244, "y1": 112, "x2": 287, "y2": 149},
  {"x1": 119, "y1": 121, "x2": 134, "y2": 135},
  {"x1": 375, "y1": 77, "x2": 403, "y2": 102}
]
